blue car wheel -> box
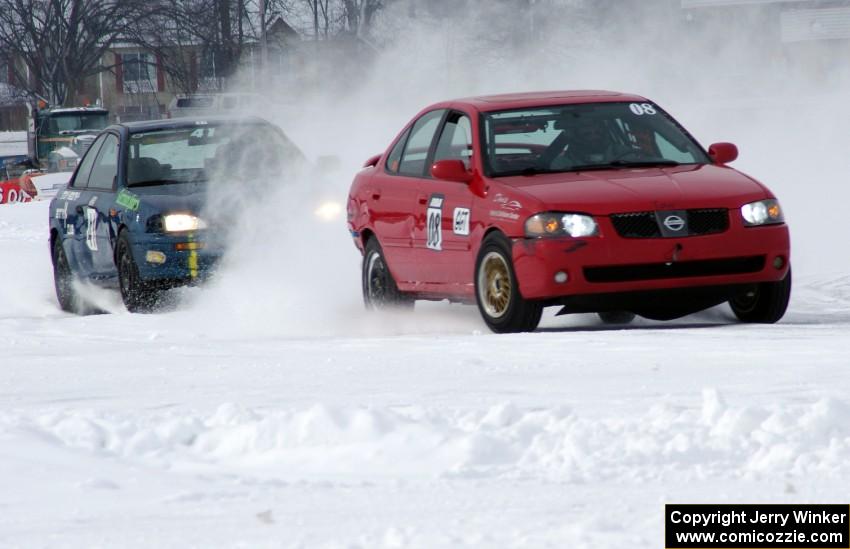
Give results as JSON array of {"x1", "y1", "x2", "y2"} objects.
[
  {"x1": 117, "y1": 231, "x2": 160, "y2": 313},
  {"x1": 52, "y1": 238, "x2": 95, "y2": 315}
]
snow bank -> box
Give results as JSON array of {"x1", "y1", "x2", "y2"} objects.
[{"x1": 6, "y1": 393, "x2": 849, "y2": 484}]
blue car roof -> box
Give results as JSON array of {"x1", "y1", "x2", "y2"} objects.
[{"x1": 115, "y1": 116, "x2": 274, "y2": 134}]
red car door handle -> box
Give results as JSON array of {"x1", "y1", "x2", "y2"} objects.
[
  {"x1": 418, "y1": 195, "x2": 427, "y2": 205},
  {"x1": 371, "y1": 190, "x2": 381, "y2": 200}
]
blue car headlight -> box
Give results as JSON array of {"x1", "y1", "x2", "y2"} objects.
[
  {"x1": 146, "y1": 213, "x2": 208, "y2": 233},
  {"x1": 163, "y1": 214, "x2": 207, "y2": 232}
]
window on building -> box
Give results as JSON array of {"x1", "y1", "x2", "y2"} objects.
[{"x1": 123, "y1": 52, "x2": 155, "y2": 93}]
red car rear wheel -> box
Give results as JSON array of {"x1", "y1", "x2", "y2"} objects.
[{"x1": 362, "y1": 238, "x2": 412, "y2": 310}]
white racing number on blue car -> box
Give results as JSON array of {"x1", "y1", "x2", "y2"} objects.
[{"x1": 85, "y1": 207, "x2": 98, "y2": 251}]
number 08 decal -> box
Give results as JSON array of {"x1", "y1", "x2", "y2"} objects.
[
  {"x1": 629, "y1": 103, "x2": 657, "y2": 116},
  {"x1": 426, "y1": 194, "x2": 443, "y2": 251}
]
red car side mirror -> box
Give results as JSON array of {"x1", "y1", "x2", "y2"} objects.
[
  {"x1": 431, "y1": 159, "x2": 472, "y2": 183},
  {"x1": 363, "y1": 154, "x2": 381, "y2": 168},
  {"x1": 708, "y1": 142, "x2": 738, "y2": 164}
]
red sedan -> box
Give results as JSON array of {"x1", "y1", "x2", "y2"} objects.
[{"x1": 347, "y1": 91, "x2": 790, "y2": 333}]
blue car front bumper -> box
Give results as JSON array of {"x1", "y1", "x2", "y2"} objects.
[{"x1": 130, "y1": 232, "x2": 224, "y2": 284}]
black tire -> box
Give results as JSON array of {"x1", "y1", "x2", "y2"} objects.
[
  {"x1": 116, "y1": 231, "x2": 160, "y2": 313},
  {"x1": 52, "y1": 237, "x2": 90, "y2": 314},
  {"x1": 474, "y1": 232, "x2": 542, "y2": 333},
  {"x1": 362, "y1": 237, "x2": 413, "y2": 309},
  {"x1": 598, "y1": 311, "x2": 636, "y2": 324},
  {"x1": 729, "y1": 268, "x2": 792, "y2": 324}
]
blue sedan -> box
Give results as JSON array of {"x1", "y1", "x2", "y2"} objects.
[{"x1": 48, "y1": 116, "x2": 305, "y2": 313}]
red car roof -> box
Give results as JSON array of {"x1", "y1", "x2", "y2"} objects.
[{"x1": 450, "y1": 90, "x2": 649, "y2": 112}]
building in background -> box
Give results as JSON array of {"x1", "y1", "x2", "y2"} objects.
[
  {"x1": 90, "y1": 16, "x2": 301, "y2": 123},
  {"x1": 0, "y1": 16, "x2": 301, "y2": 130}
]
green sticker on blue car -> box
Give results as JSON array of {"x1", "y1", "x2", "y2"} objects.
[{"x1": 116, "y1": 189, "x2": 140, "y2": 211}]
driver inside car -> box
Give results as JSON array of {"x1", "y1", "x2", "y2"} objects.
[
  {"x1": 548, "y1": 114, "x2": 666, "y2": 170},
  {"x1": 548, "y1": 116, "x2": 620, "y2": 169}
]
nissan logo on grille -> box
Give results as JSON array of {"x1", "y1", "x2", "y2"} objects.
[{"x1": 663, "y1": 215, "x2": 685, "y2": 232}]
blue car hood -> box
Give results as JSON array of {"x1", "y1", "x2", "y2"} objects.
[{"x1": 128, "y1": 183, "x2": 207, "y2": 214}]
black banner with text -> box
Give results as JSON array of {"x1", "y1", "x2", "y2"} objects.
[{"x1": 665, "y1": 504, "x2": 849, "y2": 549}]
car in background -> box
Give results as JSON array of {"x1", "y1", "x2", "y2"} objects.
[
  {"x1": 28, "y1": 171, "x2": 73, "y2": 198},
  {"x1": 0, "y1": 176, "x2": 35, "y2": 204},
  {"x1": 0, "y1": 165, "x2": 71, "y2": 204},
  {"x1": 347, "y1": 91, "x2": 791, "y2": 333},
  {"x1": 0, "y1": 155, "x2": 36, "y2": 204},
  {"x1": 49, "y1": 116, "x2": 306, "y2": 313}
]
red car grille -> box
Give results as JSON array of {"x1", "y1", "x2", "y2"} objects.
[
  {"x1": 609, "y1": 211, "x2": 661, "y2": 238},
  {"x1": 687, "y1": 208, "x2": 730, "y2": 236},
  {"x1": 610, "y1": 209, "x2": 729, "y2": 238},
  {"x1": 583, "y1": 255, "x2": 766, "y2": 283}
]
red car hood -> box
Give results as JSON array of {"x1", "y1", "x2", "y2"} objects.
[{"x1": 498, "y1": 164, "x2": 769, "y2": 214}]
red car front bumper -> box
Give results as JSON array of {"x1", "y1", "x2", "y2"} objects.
[{"x1": 512, "y1": 217, "x2": 790, "y2": 301}]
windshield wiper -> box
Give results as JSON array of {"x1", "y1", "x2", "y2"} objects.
[
  {"x1": 495, "y1": 160, "x2": 682, "y2": 177},
  {"x1": 569, "y1": 160, "x2": 681, "y2": 171},
  {"x1": 612, "y1": 159, "x2": 681, "y2": 167},
  {"x1": 519, "y1": 167, "x2": 555, "y2": 176}
]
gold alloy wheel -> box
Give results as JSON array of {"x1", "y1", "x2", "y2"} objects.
[{"x1": 478, "y1": 251, "x2": 512, "y2": 318}]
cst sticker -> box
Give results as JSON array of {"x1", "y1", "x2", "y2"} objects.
[
  {"x1": 453, "y1": 208, "x2": 470, "y2": 236},
  {"x1": 426, "y1": 194, "x2": 443, "y2": 251}
]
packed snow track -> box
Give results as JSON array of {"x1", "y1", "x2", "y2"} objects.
[{"x1": 1, "y1": 199, "x2": 848, "y2": 548}]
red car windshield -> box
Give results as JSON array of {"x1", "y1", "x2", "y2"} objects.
[{"x1": 482, "y1": 102, "x2": 711, "y2": 177}]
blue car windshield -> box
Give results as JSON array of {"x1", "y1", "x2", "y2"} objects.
[
  {"x1": 482, "y1": 102, "x2": 711, "y2": 177},
  {"x1": 127, "y1": 124, "x2": 304, "y2": 186}
]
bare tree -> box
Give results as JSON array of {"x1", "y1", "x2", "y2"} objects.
[
  {"x1": 341, "y1": 0, "x2": 384, "y2": 39},
  {"x1": 0, "y1": 0, "x2": 166, "y2": 105},
  {"x1": 137, "y1": 0, "x2": 299, "y2": 92},
  {"x1": 302, "y1": 0, "x2": 333, "y2": 39}
]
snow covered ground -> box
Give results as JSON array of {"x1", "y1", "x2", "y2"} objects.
[
  {"x1": 2, "y1": 188, "x2": 849, "y2": 547},
  {"x1": 0, "y1": 131, "x2": 27, "y2": 158}
]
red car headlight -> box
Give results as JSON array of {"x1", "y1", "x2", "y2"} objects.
[
  {"x1": 525, "y1": 213, "x2": 599, "y2": 238},
  {"x1": 741, "y1": 199, "x2": 784, "y2": 226}
]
